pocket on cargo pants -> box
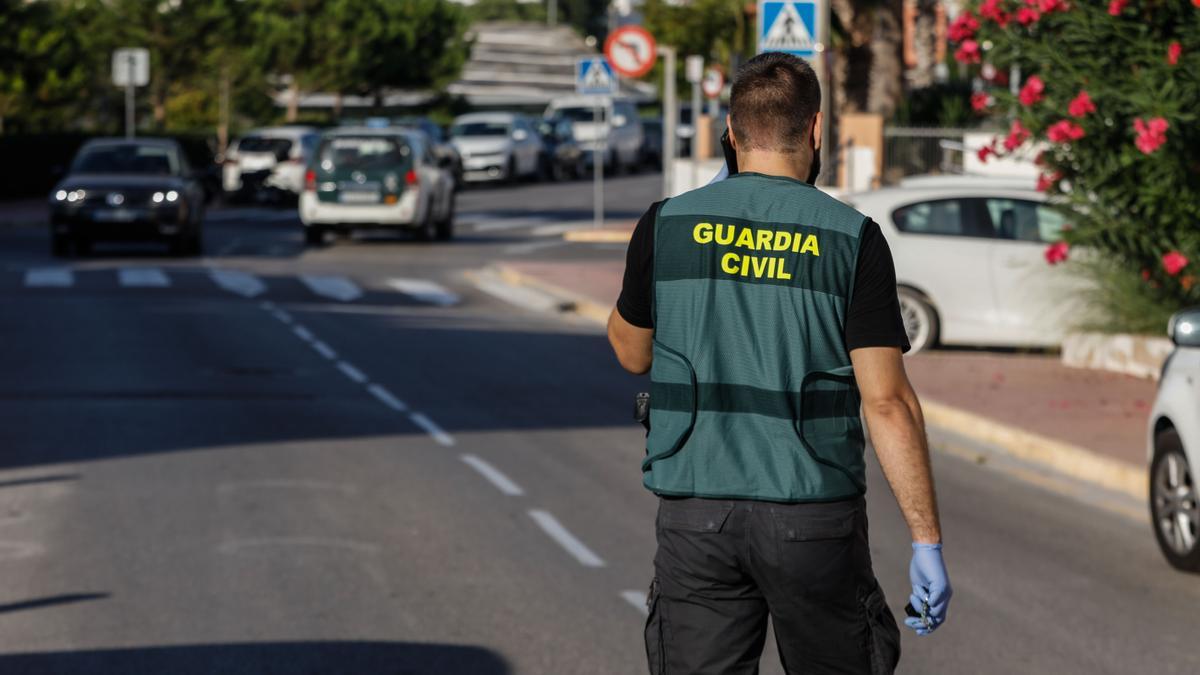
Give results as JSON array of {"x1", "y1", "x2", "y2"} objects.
[
  {"x1": 862, "y1": 582, "x2": 901, "y2": 675},
  {"x1": 644, "y1": 578, "x2": 666, "y2": 675}
]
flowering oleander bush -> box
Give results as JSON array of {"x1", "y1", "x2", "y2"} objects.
[{"x1": 950, "y1": 0, "x2": 1200, "y2": 333}]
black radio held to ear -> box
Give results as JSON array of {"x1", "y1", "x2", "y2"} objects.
[{"x1": 720, "y1": 128, "x2": 738, "y2": 175}]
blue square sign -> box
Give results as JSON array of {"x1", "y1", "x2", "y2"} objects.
[
  {"x1": 758, "y1": 0, "x2": 817, "y2": 59},
  {"x1": 576, "y1": 58, "x2": 617, "y2": 96}
]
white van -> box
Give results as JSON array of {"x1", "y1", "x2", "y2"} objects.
[{"x1": 544, "y1": 96, "x2": 643, "y2": 174}]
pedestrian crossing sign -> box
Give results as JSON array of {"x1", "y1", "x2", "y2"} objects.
[
  {"x1": 758, "y1": 0, "x2": 817, "y2": 60},
  {"x1": 576, "y1": 57, "x2": 617, "y2": 96}
]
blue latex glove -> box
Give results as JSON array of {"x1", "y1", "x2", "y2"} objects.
[{"x1": 907, "y1": 542, "x2": 952, "y2": 635}]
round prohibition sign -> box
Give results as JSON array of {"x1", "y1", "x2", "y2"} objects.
[
  {"x1": 702, "y1": 67, "x2": 724, "y2": 99},
  {"x1": 604, "y1": 25, "x2": 658, "y2": 79}
]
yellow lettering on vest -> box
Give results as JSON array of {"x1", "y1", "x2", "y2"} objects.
[
  {"x1": 755, "y1": 229, "x2": 773, "y2": 251},
  {"x1": 721, "y1": 252, "x2": 740, "y2": 275},
  {"x1": 735, "y1": 227, "x2": 755, "y2": 249},
  {"x1": 750, "y1": 256, "x2": 769, "y2": 278},
  {"x1": 740, "y1": 254, "x2": 752, "y2": 276},
  {"x1": 773, "y1": 231, "x2": 791, "y2": 251},
  {"x1": 693, "y1": 222, "x2": 713, "y2": 244},
  {"x1": 715, "y1": 224, "x2": 734, "y2": 245},
  {"x1": 776, "y1": 257, "x2": 793, "y2": 280},
  {"x1": 800, "y1": 234, "x2": 820, "y2": 256}
]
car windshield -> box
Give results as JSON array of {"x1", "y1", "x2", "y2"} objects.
[
  {"x1": 238, "y1": 136, "x2": 293, "y2": 158},
  {"x1": 554, "y1": 107, "x2": 606, "y2": 123},
  {"x1": 72, "y1": 143, "x2": 180, "y2": 176},
  {"x1": 318, "y1": 136, "x2": 409, "y2": 171},
  {"x1": 451, "y1": 122, "x2": 511, "y2": 137}
]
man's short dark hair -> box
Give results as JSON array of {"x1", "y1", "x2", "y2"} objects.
[{"x1": 729, "y1": 52, "x2": 821, "y2": 153}]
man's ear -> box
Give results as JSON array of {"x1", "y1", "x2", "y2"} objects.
[
  {"x1": 811, "y1": 111, "x2": 823, "y2": 153},
  {"x1": 725, "y1": 113, "x2": 738, "y2": 150}
]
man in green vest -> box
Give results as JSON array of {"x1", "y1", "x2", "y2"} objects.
[{"x1": 608, "y1": 52, "x2": 950, "y2": 674}]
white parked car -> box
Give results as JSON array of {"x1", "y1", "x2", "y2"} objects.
[
  {"x1": 849, "y1": 175, "x2": 1084, "y2": 353},
  {"x1": 1149, "y1": 308, "x2": 1200, "y2": 572},
  {"x1": 545, "y1": 96, "x2": 643, "y2": 175},
  {"x1": 299, "y1": 128, "x2": 455, "y2": 244},
  {"x1": 449, "y1": 112, "x2": 544, "y2": 183},
  {"x1": 223, "y1": 126, "x2": 319, "y2": 200}
]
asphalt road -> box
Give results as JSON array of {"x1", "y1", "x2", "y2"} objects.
[{"x1": 0, "y1": 175, "x2": 1196, "y2": 674}]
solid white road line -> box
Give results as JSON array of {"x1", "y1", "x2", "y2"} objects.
[
  {"x1": 23, "y1": 268, "x2": 74, "y2": 287},
  {"x1": 460, "y1": 454, "x2": 524, "y2": 496},
  {"x1": 118, "y1": 267, "x2": 170, "y2": 287},
  {"x1": 300, "y1": 274, "x2": 363, "y2": 302},
  {"x1": 386, "y1": 278, "x2": 460, "y2": 306},
  {"x1": 210, "y1": 268, "x2": 266, "y2": 297},
  {"x1": 292, "y1": 325, "x2": 314, "y2": 342},
  {"x1": 620, "y1": 590, "x2": 650, "y2": 617},
  {"x1": 310, "y1": 340, "x2": 337, "y2": 360},
  {"x1": 528, "y1": 510, "x2": 605, "y2": 568},
  {"x1": 336, "y1": 361, "x2": 369, "y2": 384},
  {"x1": 367, "y1": 384, "x2": 408, "y2": 412},
  {"x1": 409, "y1": 412, "x2": 454, "y2": 447}
]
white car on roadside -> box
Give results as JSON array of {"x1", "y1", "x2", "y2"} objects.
[
  {"x1": 545, "y1": 96, "x2": 643, "y2": 175},
  {"x1": 849, "y1": 175, "x2": 1084, "y2": 353},
  {"x1": 1148, "y1": 308, "x2": 1200, "y2": 572},
  {"x1": 223, "y1": 126, "x2": 319, "y2": 200},
  {"x1": 449, "y1": 112, "x2": 544, "y2": 183}
]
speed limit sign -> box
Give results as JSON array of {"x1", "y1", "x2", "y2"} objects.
[{"x1": 701, "y1": 67, "x2": 724, "y2": 99}]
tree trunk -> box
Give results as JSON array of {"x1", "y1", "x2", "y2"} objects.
[
  {"x1": 217, "y1": 66, "x2": 231, "y2": 157},
  {"x1": 909, "y1": 0, "x2": 939, "y2": 89},
  {"x1": 286, "y1": 80, "x2": 299, "y2": 123},
  {"x1": 333, "y1": 93, "x2": 343, "y2": 123},
  {"x1": 868, "y1": 0, "x2": 905, "y2": 118}
]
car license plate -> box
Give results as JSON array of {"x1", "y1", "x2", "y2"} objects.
[
  {"x1": 340, "y1": 191, "x2": 380, "y2": 204},
  {"x1": 93, "y1": 209, "x2": 136, "y2": 222}
]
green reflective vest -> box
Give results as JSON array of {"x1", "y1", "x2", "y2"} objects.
[{"x1": 644, "y1": 172, "x2": 868, "y2": 502}]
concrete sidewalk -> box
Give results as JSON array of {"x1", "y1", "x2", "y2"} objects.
[{"x1": 492, "y1": 257, "x2": 1155, "y2": 501}]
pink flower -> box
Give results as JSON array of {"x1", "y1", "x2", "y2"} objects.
[
  {"x1": 979, "y1": 0, "x2": 1011, "y2": 26},
  {"x1": 955, "y1": 39, "x2": 981, "y2": 64},
  {"x1": 971, "y1": 92, "x2": 991, "y2": 112},
  {"x1": 1038, "y1": 0, "x2": 1067, "y2": 12},
  {"x1": 1108, "y1": 0, "x2": 1127, "y2": 14},
  {"x1": 1036, "y1": 171, "x2": 1063, "y2": 192},
  {"x1": 1067, "y1": 90, "x2": 1095, "y2": 117},
  {"x1": 1017, "y1": 6, "x2": 1041, "y2": 24},
  {"x1": 1047, "y1": 119, "x2": 1086, "y2": 143},
  {"x1": 1168, "y1": 42, "x2": 1182, "y2": 66},
  {"x1": 978, "y1": 142, "x2": 998, "y2": 163},
  {"x1": 1045, "y1": 241, "x2": 1069, "y2": 265},
  {"x1": 1163, "y1": 251, "x2": 1189, "y2": 277},
  {"x1": 1019, "y1": 75, "x2": 1044, "y2": 106},
  {"x1": 1134, "y1": 117, "x2": 1169, "y2": 154},
  {"x1": 948, "y1": 12, "x2": 980, "y2": 42},
  {"x1": 1003, "y1": 120, "x2": 1031, "y2": 151}
]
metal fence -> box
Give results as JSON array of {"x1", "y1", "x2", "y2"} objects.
[{"x1": 881, "y1": 127, "x2": 969, "y2": 184}]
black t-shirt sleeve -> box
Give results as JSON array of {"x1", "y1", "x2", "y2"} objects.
[
  {"x1": 845, "y1": 219, "x2": 911, "y2": 353},
  {"x1": 615, "y1": 201, "x2": 662, "y2": 329}
]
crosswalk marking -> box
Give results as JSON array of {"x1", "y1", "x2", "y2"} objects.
[
  {"x1": 300, "y1": 274, "x2": 363, "y2": 302},
  {"x1": 118, "y1": 268, "x2": 170, "y2": 287},
  {"x1": 386, "y1": 278, "x2": 460, "y2": 306},
  {"x1": 209, "y1": 268, "x2": 266, "y2": 298},
  {"x1": 23, "y1": 268, "x2": 74, "y2": 287}
]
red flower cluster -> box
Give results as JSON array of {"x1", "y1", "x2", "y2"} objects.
[
  {"x1": 979, "y1": 0, "x2": 1011, "y2": 26},
  {"x1": 1067, "y1": 90, "x2": 1095, "y2": 117},
  {"x1": 1017, "y1": 6, "x2": 1040, "y2": 24},
  {"x1": 1044, "y1": 241, "x2": 1069, "y2": 265},
  {"x1": 977, "y1": 140, "x2": 999, "y2": 163},
  {"x1": 1047, "y1": 119, "x2": 1085, "y2": 143},
  {"x1": 948, "y1": 11, "x2": 980, "y2": 42},
  {"x1": 1134, "y1": 117, "x2": 1169, "y2": 154},
  {"x1": 1018, "y1": 75, "x2": 1044, "y2": 106},
  {"x1": 1168, "y1": 42, "x2": 1182, "y2": 66},
  {"x1": 1037, "y1": 0, "x2": 1067, "y2": 12},
  {"x1": 1108, "y1": 0, "x2": 1128, "y2": 15},
  {"x1": 1003, "y1": 120, "x2": 1031, "y2": 151},
  {"x1": 1036, "y1": 171, "x2": 1064, "y2": 192},
  {"x1": 1163, "y1": 251, "x2": 1189, "y2": 277},
  {"x1": 971, "y1": 92, "x2": 991, "y2": 112},
  {"x1": 955, "y1": 39, "x2": 981, "y2": 64}
]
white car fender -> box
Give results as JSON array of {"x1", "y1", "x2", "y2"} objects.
[{"x1": 1148, "y1": 355, "x2": 1200, "y2": 467}]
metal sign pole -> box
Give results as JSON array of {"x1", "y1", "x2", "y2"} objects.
[
  {"x1": 593, "y1": 102, "x2": 604, "y2": 229},
  {"x1": 661, "y1": 46, "x2": 677, "y2": 199},
  {"x1": 125, "y1": 54, "x2": 135, "y2": 138},
  {"x1": 816, "y1": 0, "x2": 830, "y2": 184},
  {"x1": 691, "y1": 78, "x2": 701, "y2": 187}
]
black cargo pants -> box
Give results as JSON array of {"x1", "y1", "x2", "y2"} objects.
[{"x1": 644, "y1": 496, "x2": 900, "y2": 675}]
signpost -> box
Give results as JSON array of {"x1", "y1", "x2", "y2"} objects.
[
  {"x1": 685, "y1": 56, "x2": 704, "y2": 186},
  {"x1": 576, "y1": 57, "x2": 617, "y2": 229},
  {"x1": 758, "y1": 0, "x2": 829, "y2": 183},
  {"x1": 112, "y1": 48, "x2": 149, "y2": 139}
]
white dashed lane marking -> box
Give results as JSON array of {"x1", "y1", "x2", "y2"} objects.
[
  {"x1": 366, "y1": 384, "x2": 408, "y2": 412},
  {"x1": 409, "y1": 412, "x2": 454, "y2": 447},
  {"x1": 209, "y1": 268, "x2": 266, "y2": 297},
  {"x1": 386, "y1": 278, "x2": 460, "y2": 306},
  {"x1": 460, "y1": 454, "x2": 524, "y2": 496},
  {"x1": 310, "y1": 340, "x2": 337, "y2": 360},
  {"x1": 300, "y1": 274, "x2": 363, "y2": 302},
  {"x1": 620, "y1": 590, "x2": 650, "y2": 616},
  {"x1": 528, "y1": 510, "x2": 606, "y2": 568},
  {"x1": 118, "y1": 268, "x2": 170, "y2": 287},
  {"x1": 23, "y1": 268, "x2": 74, "y2": 287},
  {"x1": 292, "y1": 325, "x2": 314, "y2": 342},
  {"x1": 336, "y1": 361, "x2": 369, "y2": 384}
]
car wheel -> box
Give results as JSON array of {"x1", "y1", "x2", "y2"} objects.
[
  {"x1": 51, "y1": 235, "x2": 71, "y2": 258},
  {"x1": 416, "y1": 204, "x2": 438, "y2": 242},
  {"x1": 897, "y1": 288, "x2": 938, "y2": 354},
  {"x1": 436, "y1": 193, "x2": 455, "y2": 241},
  {"x1": 304, "y1": 226, "x2": 326, "y2": 246},
  {"x1": 1151, "y1": 428, "x2": 1200, "y2": 572},
  {"x1": 505, "y1": 157, "x2": 518, "y2": 185}
]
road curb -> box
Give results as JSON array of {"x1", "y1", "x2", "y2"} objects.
[
  {"x1": 562, "y1": 228, "x2": 633, "y2": 244},
  {"x1": 921, "y1": 399, "x2": 1148, "y2": 501},
  {"x1": 490, "y1": 264, "x2": 612, "y2": 325}
]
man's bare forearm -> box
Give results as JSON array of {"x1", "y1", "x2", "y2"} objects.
[{"x1": 864, "y1": 393, "x2": 942, "y2": 544}]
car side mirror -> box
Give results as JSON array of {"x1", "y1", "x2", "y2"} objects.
[
  {"x1": 512, "y1": 129, "x2": 529, "y2": 141},
  {"x1": 1169, "y1": 307, "x2": 1200, "y2": 347}
]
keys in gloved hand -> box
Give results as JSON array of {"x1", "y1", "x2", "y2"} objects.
[{"x1": 907, "y1": 542, "x2": 951, "y2": 635}]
